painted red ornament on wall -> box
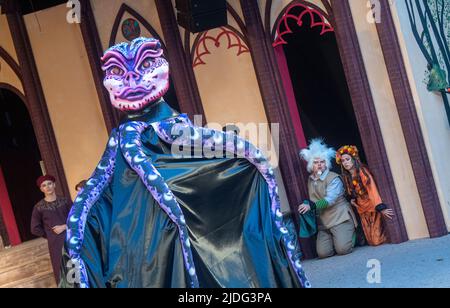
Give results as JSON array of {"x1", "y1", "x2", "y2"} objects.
[
  {"x1": 193, "y1": 27, "x2": 249, "y2": 68},
  {"x1": 273, "y1": 3, "x2": 334, "y2": 48}
]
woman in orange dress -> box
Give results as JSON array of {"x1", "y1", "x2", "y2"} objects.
[{"x1": 336, "y1": 146, "x2": 394, "y2": 246}]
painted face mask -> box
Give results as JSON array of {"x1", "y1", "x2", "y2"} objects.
[{"x1": 101, "y1": 37, "x2": 169, "y2": 112}]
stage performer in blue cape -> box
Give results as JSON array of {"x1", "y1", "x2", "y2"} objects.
[{"x1": 59, "y1": 37, "x2": 309, "y2": 288}]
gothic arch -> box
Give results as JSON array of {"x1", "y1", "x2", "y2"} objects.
[
  {"x1": 271, "y1": 1, "x2": 335, "y2": 47},
  {"x1": 0, "y1": 11, "x2": 70, "y2": 199},
  {"x1": 0, "y1": 83, "x2": 25, "y2": 105},
  {"x1": 0, "y1": 46, "x2": 22, "y2": 85},
  {"x1": 109, "y1": 3, "x2": 167, "y2": 53}
]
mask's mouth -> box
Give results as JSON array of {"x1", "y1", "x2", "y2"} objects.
[{"x1": 119, "y1": 86, "x2": 153, "y2": 101}]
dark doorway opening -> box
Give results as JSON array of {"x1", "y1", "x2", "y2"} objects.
[
  {"x1": 0, "y1": 88, "x2": 43, "y2": 242},
  {"x1": 273, "y1": 5, "x2": 374, "y2": 257},
  {"x1": 281, "y1": 7, "x2": 366, "y2": 166}
]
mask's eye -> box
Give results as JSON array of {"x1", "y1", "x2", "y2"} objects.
[
  {"x1": 108, "y1": 66, "x2": 124, "y2": 76},
  {"x1": 140, "y1": 58, "x2": 153, "y2": 70}
]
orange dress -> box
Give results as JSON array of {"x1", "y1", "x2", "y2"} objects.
[{"x1": 352, "y1": 169, "x2": 387, "y2": 246}]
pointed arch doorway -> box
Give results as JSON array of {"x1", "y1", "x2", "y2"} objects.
[
  {"x1": 270, "y1": 1, "x2": 370, "y2": 258},
  {"x1": 0, "y1": 85, "x2": 43, "y2": 244},
  {"x1": 272, "y1": 2, "x2": 366, "y2": 163}
]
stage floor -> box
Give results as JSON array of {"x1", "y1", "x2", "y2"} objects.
[
  {"x1": 0, "y1": 238, "x2": 56, "y2": 288},
  {"x1": 302, "y1": 234, "x2": 450, "y2": 288}
]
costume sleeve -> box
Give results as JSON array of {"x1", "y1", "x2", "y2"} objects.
[
  {"x1": 30, "y1": 206, "x2": 46, "y2": 238},
  {"x1": 362, "y1": 169, "x2": 383, "y2": 209},
  {"x1": 324, "y1": 177, "x2": 345, "y2": 206}
]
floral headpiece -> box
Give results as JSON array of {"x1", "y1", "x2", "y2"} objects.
[{"x1": 336, "y1": 145, "x2": 359, "y2": 165}]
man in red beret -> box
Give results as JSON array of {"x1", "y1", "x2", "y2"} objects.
[{"x1": 31, "y1": 175, "x2": 72, "y2": 284}]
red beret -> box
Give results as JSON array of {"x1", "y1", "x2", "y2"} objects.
[{"x1": 36, "y1": 175, "x2": 56, "y2": 187}]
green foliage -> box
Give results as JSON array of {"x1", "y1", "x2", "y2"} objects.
[
  {"x1": 427, "y1": 64, "x2": 449, "y2": 91},
  {"x1": 406, "y1": 0, "x2": 450, "y2": 125},
  {"x1": 407, "y1": 0, "x2": 449, "y2": 90}
]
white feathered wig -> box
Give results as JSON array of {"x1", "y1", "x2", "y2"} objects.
[{"x1": 299, "y1": 139, "x2": 336, "y2": 173}]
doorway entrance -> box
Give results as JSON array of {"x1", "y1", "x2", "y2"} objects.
[
  {"x1": 273, "y1": 3, "x2": 366, "y2": 165},
  {"x1": 271, "y1": 3, "x2": 377, "y2": 257},
  {"x1": 0, "y1": 87, "x2": 43, "y2": 243}
]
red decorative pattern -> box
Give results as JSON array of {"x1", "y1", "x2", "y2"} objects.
[
  {"x1": 193, "y1": 27, "x2": 249, "y2": 68},
  {"x1": 273, "y1": 3, "x2": 334, "y2": 47}
]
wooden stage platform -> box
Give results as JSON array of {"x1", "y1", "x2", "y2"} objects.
[{"x1": 0, "y1": 238, "x2": 56, "y2": 288}]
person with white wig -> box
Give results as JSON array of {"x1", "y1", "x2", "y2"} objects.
[{"x1": 298, "y1": 139, "x2": 357, "y2": 259}]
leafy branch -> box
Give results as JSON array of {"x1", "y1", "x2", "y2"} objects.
[{"x1": 406, "y1": 0, "x2": 450, "y2": 126}]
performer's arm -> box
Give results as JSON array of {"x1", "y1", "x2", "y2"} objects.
[
  {"x1": 313, "y1": 177, "x2": 345, "y2": 210},
  {"x1": 30, "y1": 207, "x2": 46, "y2": 238}
]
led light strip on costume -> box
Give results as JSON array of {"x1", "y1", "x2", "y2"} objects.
[{"x1": 66, "y1": 129, "x2": 119, "y2": 288}]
